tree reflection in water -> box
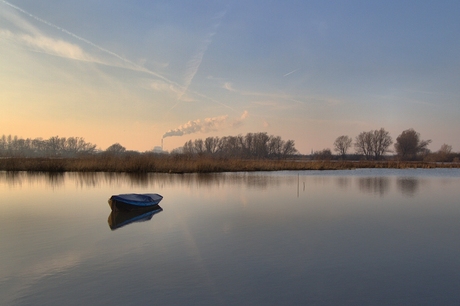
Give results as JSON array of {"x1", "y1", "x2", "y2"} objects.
[
  {"x1": 0, "y1": 172, "x2": 290, "y2": 190},
  {"x1": 0, "y1": 170, "x2": 451, "y2": 197},
  {"x1": 397, "y1": 178, "x2": 419, "y2": 197},
  {"x1": 358, "y1": 177, "x2": 391, "y2": 196}
]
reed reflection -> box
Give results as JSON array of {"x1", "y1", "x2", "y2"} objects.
[
  {"x1": 45, "y1": 173, "x2": 65, "y2": 188},
  {"x1": 0, "y1": 171, "x2": 312, "y2": 191},
  {"x1": 358, "y1": 177, "x2": 390, "y2": 196},
  {"x1": 0, "y1": 171, "x2": 65, "y2": 188},
  {"x1": 0, "y1": 171, "x2": 25, "y2": 187},
  {"x1": 0, "y1": 171, "x2": 428, "y2": 197},
  {"x1": 91, "y1": 172, "x2": 288, "y2": 190},
  {"x1": 335, "y1": 177, "x2": 351, "y2": 190}
]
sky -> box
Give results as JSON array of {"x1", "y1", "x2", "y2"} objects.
[{"x1": 1, "y1": 0, "x2": 459, "y2": 154}]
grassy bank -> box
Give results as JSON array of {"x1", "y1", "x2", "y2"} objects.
[{"x1": 0, "y1": 156, "x2": 459, "y2": 173}]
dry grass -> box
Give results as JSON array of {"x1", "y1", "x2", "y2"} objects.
[{"x1": 0, "y1": 156, "x2": 458, "y2": 173}]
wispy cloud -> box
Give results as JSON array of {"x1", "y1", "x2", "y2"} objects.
[
  {"x1": 223, "y1": 82, "x2": 236, "y2": 92},
  {"x1": 221, "y1": 81, "x2": 343, "y2": 109},
  {"x1": 368, "y1": 92, "x2": 435, "y2": 107},
  {"x1": 231, "y1": 110, "x2": 249, "y2": 127},
  {"x1": 1, "y1": 1, "x2": 239, "y2": 115},
  {"x1": 149, "y1": 80, "x2": 188, "y2": 99},
  {"x1": 1, "y1": 29, "x2": 94, "y2": 62},
  {"x1": 0, "y1": 0, "x2": 182, "y2": 87},
  {"x1": 2, "y1": 1, "x2": 120, "y2": 61}
]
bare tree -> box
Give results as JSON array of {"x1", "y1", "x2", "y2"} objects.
[
  {"x1": 333, "y1": 135, "x2": 352, "y2": 158},
  {"x1": 105, "y1": 143, "x2": 126, "y2": 155},
  {"x1": 31, "y1": 138, "x2": 47, "y2": 156},
  {"x1": 0, "y1": 135, "x2": 97, "y2": 157},
  {"x1": 313, "y1": 148, "x2": 332, "y2": 160},
  {"x1": 372, "y1": 128, "x2": 393, "y2": 160},
  {"x1": 354, "y1": 131, "x2": 374, "y2": 159},
  {"x1": 193, "y1": 139, "x2": 205, "y2": 154},
  {"x1": 268, "y1": 136, "x2": 284, "y2": 158},
  {"x1": 243, "y1": 133, "x2": 254, "y2": 157},
  {"x1": 355, "y1": 128, "x2": 392, "y2": 160},
  {"x1": 47, "y1": 136, "x2": 66, "y2": 157},
  {"x1": 181, "y1": 132, "x2": 297, "y2": 159},
  {"x1": 439, "y1": 144, "x2": 452, "y2": 154},
  {"x1": 204, "y1": 137, "x2": 219, "y2": 154},
  {"x1": 64, "y1": 137, "x2": 96, "y2": 156},
  {"x1": 282, "y1": 139, "x2": 297, "y2": 157},
  {"x1": 183, "y1": 140, "x2": 195, "y2": 155},
  {"x1": 228, "y1": 136, "x2": 243, "y2": 156},
  {"x1": 434, "y1": 144, "x2": 453, "y2": 162},
  {"x1": 253, "y1": 132, "x2": 270, "y2": 159},
  {"x1": 394, "y1": 129, "x2": 431, "y2": 160}
]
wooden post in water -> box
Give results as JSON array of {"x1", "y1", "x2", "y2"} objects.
[{"x1": 297, "y1": 173, "x2": 299, "y2": 197}]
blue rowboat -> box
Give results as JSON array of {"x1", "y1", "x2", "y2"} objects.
[{"x1": 108, "y1": 193, "x2": 163, "y2": 212}]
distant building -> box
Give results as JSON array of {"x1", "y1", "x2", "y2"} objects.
[{"x1": 152, "y1": 146, "x2": 165, "y2": 153}]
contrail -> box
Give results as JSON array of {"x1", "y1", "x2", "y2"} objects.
[
  {"x1": 0, "y1": 0, "x2": 179, "y2": 86},
  {"x1": 178, "y1": 9, "x2": 226, "y2": 100},
  {"x1": 2, "y1": 0, "x2": 236, "y2": 112},
  {"x1": 283, "y1": 68, "x2": 300, "y2": 77},
  {"x1": 164, "y1": 9, "x2": 234, "y2": 114},
  {"x1": 2, "y1": 1, "x2": 122, "y2": 60}
]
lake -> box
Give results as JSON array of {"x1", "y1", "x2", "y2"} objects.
[{"x1": 1, "y1": 169, "x2": 460, "y2": 305}]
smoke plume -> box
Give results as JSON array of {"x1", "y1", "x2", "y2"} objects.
[
  {"x1": 163, "y1": 111, "x2": 248, "y2": 139},
  {"x1": 163, "y1": 115, "x2": 228, "y2": 138}
]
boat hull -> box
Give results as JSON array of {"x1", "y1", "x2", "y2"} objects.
[{"x1": 108, "y1": 193, "x2": 163, "y2": 212}]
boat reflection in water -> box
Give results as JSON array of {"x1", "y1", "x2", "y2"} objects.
[{"x1": 108, "y1": 206, "x2": 163, "y2": 230}]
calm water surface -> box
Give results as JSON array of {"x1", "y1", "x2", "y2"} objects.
[{"x1": 1, "y1": 169, "x2": 460, "y2": 305}]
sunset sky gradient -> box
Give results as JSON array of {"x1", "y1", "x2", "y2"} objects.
[{"x1": 1, "y1": 0, "x2": 459, "y2": 153}]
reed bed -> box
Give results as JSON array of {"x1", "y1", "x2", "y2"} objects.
[{"x1": 0, "y1": 156, "x2": 459, "y2": 173}]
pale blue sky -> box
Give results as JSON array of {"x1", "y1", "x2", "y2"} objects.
[{"x1": 1, "y1": 0, "x2": 459, "y2": 153}]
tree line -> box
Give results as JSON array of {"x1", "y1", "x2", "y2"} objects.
[
  {"x1": 1, "y1": 129, "x2": 458, "y2": 162},
  {"x1": 329, "y1": 128, "x2": 458, "y2": 162},
  {"x1": 177, "y1": 132, "x2": 298, "y2": 159},
  {"x1": 0, "y1": 132, "x2": 298, "y2": 160},
  {"x1": 0, "y1": 135, "x2": 97, "y2": 157}
]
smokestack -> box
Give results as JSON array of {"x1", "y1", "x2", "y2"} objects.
[{"x1": 161, "y1": 138, "x2": 164, "y2": 151}]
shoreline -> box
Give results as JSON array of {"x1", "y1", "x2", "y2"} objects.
[{"x1": 0, "y1": 156, "x2": 459, "y2": 173}]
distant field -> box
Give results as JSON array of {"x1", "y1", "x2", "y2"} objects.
[{"x1": 0, "y1": 156, "x2": 459, "y2": 173}]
